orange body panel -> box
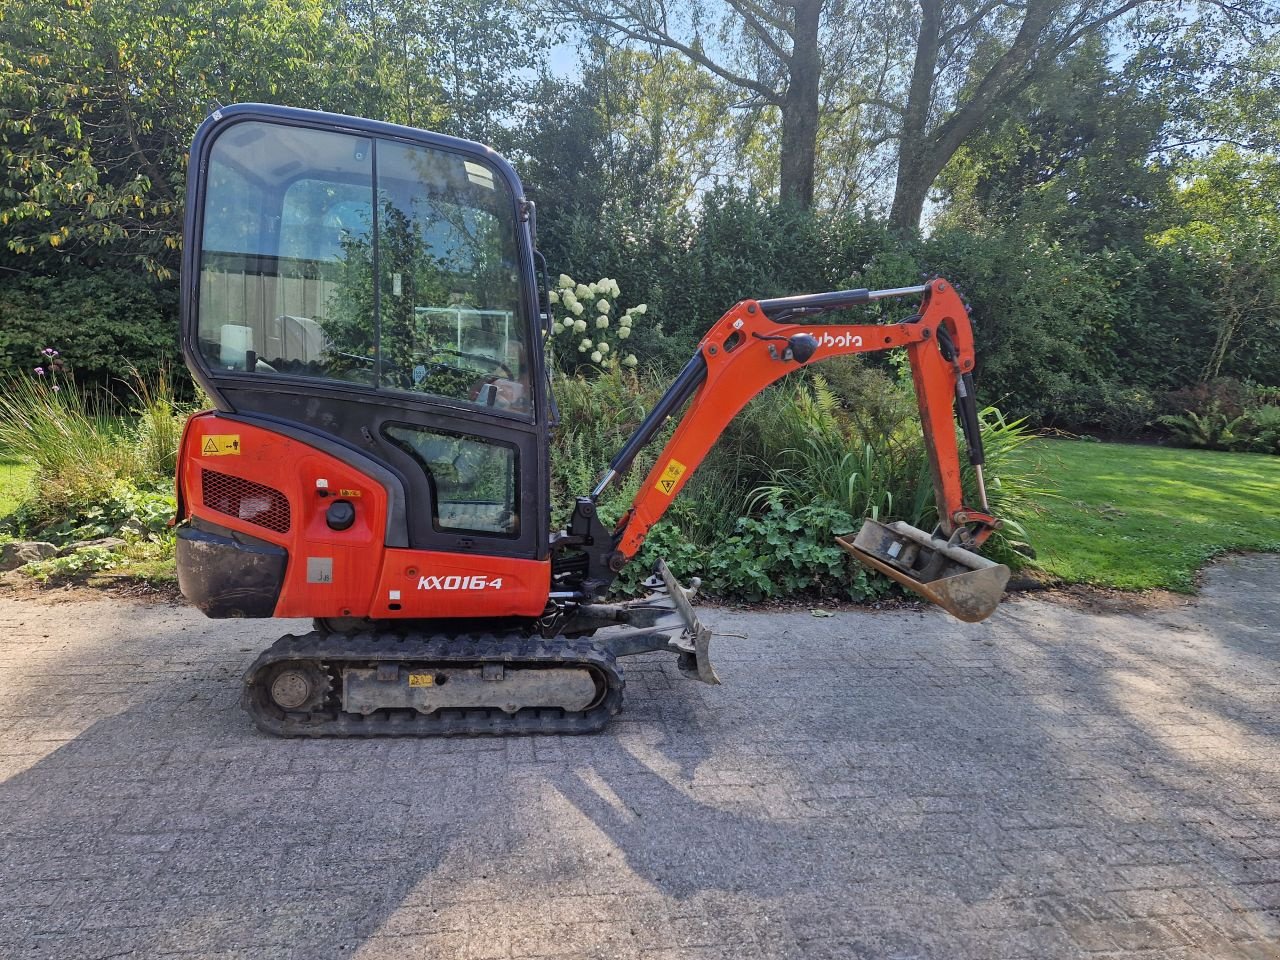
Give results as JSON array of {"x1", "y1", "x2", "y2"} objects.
[
  {"x1": 368, "y1": 550, "x2": 550, "y2": 619},
  {"x1": 178, "y1": 413, "x2": 550, "y2": 619}
]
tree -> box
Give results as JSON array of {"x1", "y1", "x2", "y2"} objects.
[
  {"x1": 0, "y1": 0, "x2": 541, "y2": 277},
  {"x1": 338, "y1": 0, "x2": 541, "y2": 143},
  {"x1": 538, "y1": 0, "x2": 1276, "y2": 228},
  {"x1": 0, "y1": 0, "x2": 377, "y2": 276},
  {"x1": 509, "y1": 46, "x2": 741, "y2": 228},
  {"x1": 1147, "y1": 31, "x2": 1280, "y2": 384},
  {"x1": 592, "y1": 44, "x2": 745, "y2": 210},
  {"x1": 508, "y1": 73, "x2": 614, "y2": 222},
  {"x1": 934, "y1": 39, "x2": 1174, "y2": 248},
  {"x1": 1154, "y1": 148, "x2": 1280, "y2": 384},
  {"x1": 541, "y1": 0, "x2": 844, "y2": 209},
  {"x1": 881, "y1": 0, "x2": 1279, "y2": 230}
]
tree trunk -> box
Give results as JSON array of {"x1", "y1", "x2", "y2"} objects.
[
  {"x1": 889, "y1": 0, "x2": 942, "y2": 232},
  {"x1": 891, "y1": 0, "x2": 1057, "y2": 231},
  {"x1": 779, "y1": 0, "x2": 821, "y2": 209},
  {"x1": 889, "y1": 164, "x2": 936, "y2": 233}
]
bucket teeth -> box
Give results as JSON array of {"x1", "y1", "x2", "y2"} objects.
[{"x1": 837, "y1": 519, "x2": 1010, "y2": 623}]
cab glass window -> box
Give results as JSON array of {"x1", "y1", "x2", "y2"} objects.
[
  {"x1": 197, "y1": 120, "x2": 532, "y2": 414},
  {"x1": 383, "y1": 424, "x2": 519, "y2": 536}
]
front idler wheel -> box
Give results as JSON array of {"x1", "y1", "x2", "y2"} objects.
[{"x1": 263, "y1": 662, "x2": 331, "y2": 714}]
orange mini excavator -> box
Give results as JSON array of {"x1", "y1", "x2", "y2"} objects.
[{"x1": 175, "y1": 105, "x2": 1010, "y2": 737}]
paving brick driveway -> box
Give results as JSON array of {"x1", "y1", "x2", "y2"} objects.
[{"x1": 1, "y1": 555, "x2": 1278, "y2": 960}]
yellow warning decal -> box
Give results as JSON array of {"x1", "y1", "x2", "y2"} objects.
[
  {"x1": 408, "y1": 673, "x2": 435, "y2": 687},
  {"x1": 338, "y1": 488, "x2": 363, "y2": 498},
  {"x1": 654, "y1": 458, "x2": 686, "y2": 496},
  {"x1": 200, "y1": 435, "x2": 241, "y2": 456}
]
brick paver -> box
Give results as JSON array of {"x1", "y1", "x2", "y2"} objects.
[{"x1": 1, "y1": 554, "x2": 1278, "y2": 959}]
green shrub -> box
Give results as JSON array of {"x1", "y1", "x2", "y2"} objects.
[
  {"x1": 703, "y1": 497, "x2": 890, "y2": 602},
  {"x1": 1158, "y1": 406, "x2": 1250, "y2": 450},
  {"x1": 1242, "y1": 405, "x2": 1280, "y2": 454},
  {"x1": 0, "y1": 354, "x2": 187, "y2": 558},
  {"x1": 6, "y1": 189, "x2": 1279, "y2": 439},
  {"x1": 11, "y1": 479, "x2": 176, "y2": 544},
  {"x1": 617, "y1": 496, "x2": 893, "y2": 603},
  {"x1": 0, "y1": 360, "x2": 189, "y2": 526},
  {"x1": 748, "y1": 368, "x2": 1043, "y2": 562},
  {"x1": 544, "y1": 192, "x2": 1262, "y2": 435},
  {"x1": 549, "y1": 366, "x2": 667, "y2": 525},
  {"x1": 1163, "y1": 378, "x2": 1251, "y2": 420},
  {"x1": 965, "y1": 408, "x2": 1042, "y2": 565},
  {"x1": 545, "y1": 274, "x2": 645, "y2": 376},
  {"x1": 751, "y1": 371, "x2": 931, "y2": 527},
  {"x1": 21, "y1": 546, "x2": 123, "y2": 582},
  {"x1": 128, "y1": 367, "x2": 189, "y2": 479},
  {"x1": 0, "y1": 369, "x2": 138, "y2": 513},
  {"x1": 0, "y1": 271, "x2": 178, "y2": 391}
]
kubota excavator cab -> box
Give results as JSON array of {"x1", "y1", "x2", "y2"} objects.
[{"x1": 179, "y1": 105, "x2": 557, "y2": 621}]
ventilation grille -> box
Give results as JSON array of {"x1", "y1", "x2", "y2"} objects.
[{"x1": 201, "y1": 469, "x2": 291, "y2": 534}]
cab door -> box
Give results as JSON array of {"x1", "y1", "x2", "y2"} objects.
[{"x1": 182, "y1": 106, "x2": 550, "y2": 563}]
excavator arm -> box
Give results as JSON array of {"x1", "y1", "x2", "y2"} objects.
[{"x1": 559, "y1": 278, "x2": 1010, "y2": 624}]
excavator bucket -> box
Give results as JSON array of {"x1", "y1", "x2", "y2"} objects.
[{"x1": 836, "y1": 519, "x2": 1010, "y2": 623}]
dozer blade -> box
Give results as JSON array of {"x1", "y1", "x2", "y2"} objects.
[
  {"x1": 655, "y1": 559, "x2": 720, "y2": 684},
  {"x1": 836, "y1": 519, "x2": 1010, "y2": 623}
]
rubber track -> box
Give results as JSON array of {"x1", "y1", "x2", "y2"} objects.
[{"x1": 242, "y1": 629, "x2": 624, "y2": 738}]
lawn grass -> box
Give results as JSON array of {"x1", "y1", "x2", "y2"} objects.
[
  {"x1": 0, "y1": 455, "x2": 34, "y2": 521},
  {"x1": 1016, "y1": 438, "x2": 1280, "y2": 591}
]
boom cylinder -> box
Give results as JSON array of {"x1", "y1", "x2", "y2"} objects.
[{"x1": 590, "y1": 354, "x2": 708, "y2": 500}]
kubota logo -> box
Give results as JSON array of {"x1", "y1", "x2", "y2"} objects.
[
  {"x1": 418, "y1": 575, "x2": 505, "y2": 590},
  {"x1": 819, "y1": 332, "x2": 863, "y2": 349}
]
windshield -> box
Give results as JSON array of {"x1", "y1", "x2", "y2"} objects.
[{"x1": 197, "y1": 121, "x2": 532, "y2": 413}]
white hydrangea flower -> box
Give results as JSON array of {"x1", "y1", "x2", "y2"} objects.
[
  {"x1": 574, "y1": 283, "x2": 591, "y2": 300},
  {"x1": 623, "y1": 354, "x2": 638, "y2": 367},
  {"x1": 551, "y1": 321, "x2": 563, "y2": 335},
  {"x1": 570, "y1": 301, "x2": 584, "y2": 316},
  {"x1": 596, "y1": 299, "x2": 609, "y2": 314},
  {"x1": 595, "y1": 316, "x2": 608, "y2": 329},
  {"x1": 618, "y1": 327, "x2": 631, "y2": 339},
  {"x1": 578, "y1": 344, "x2": 588, "y2": 353},
  {"x1": 590, "y1": 350, "x2": 602, "y2": 363},
  {"x1": 580, "y1": 337, "x2": 592, "y2": 349},
  {"x1": 573, "y1": 318, "x2": 587, "y2": 333},
  {"x1": 609, "y1": 279, "x2": 621, "y2": 298},
  {"x1": 619, "y1": 314, "x2": 632, "y2": 327},
  {"x1": 548, "y1": 290, "x2": 560, "y2": 304},
  {"x1": 634, "y1": 303, "x2": 647, "y2": 314},
  {"x1": 598, "y1": 341, "x2": 610, "y2": 354},
  {"x1": 561, "y1": 290, "x2": 578, "y2": 306},
  {"x1": 558, "y1": 274, "x2": 573, "y2": 289}
]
